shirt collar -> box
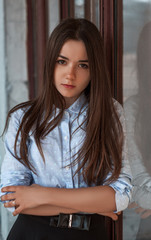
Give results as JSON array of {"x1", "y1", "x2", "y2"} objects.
[
  {"x1": 53, "y1": 93, "x2": 88, "y2": 117},
  {"x1": 66, "y1": 93, "x2": 88, "y2": 115}
]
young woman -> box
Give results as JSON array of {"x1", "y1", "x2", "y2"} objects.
[{"x1": 0, "y1": 18, "x2": 132, "y2": 240}]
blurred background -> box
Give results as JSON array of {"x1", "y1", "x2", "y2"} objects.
[{"x1": 1, "y1": 0, "x2": 151, "y2": 239}]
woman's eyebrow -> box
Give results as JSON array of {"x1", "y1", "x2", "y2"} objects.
[
  {"x1": 79, "y1": 60, "x2": 88, "y2": 63},
  {"x1": 58, "y1": 55, "x2": 88, "y2": 63},
  {"x1": 58, "y1": 55, "x2": 68, "y2": 60}
]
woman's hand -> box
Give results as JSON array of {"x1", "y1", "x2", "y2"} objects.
[
  {"x1": 1, "y1": 184, "x2": 118, "y2": 216},
  {"x1": 98, "y1": 211, "x2": 121, "y2": 221},
  {"x1": 1, "y1": 184, "x2": 45, "y2": 216},
  {"x1": 129, "y1": 202, "x2": 151, "y2": 219}
]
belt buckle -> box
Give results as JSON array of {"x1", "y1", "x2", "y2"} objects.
[
  {"x1": 57, "y1": 213, "x2": 72, "y2": 228},
  {"x1": 68, "y1": 214, "x2": 73, "y2": 228},
  {"x1": 57, "y1": 213, "x2": 91, "y2": 231}
]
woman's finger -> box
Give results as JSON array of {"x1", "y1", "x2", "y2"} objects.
[
  {"x1": 13, "y1": 206, "x2": 23, "y2": 216},
  {"x1": 128, "y1": 202, "x2": 138, "y2": 209},
  {"x1": 135, "y1": 207, "x2": 145, "y2": 214},
  {"x1": 1, "y1": 186, "x2": 18, "y2": 193},
  {"x1": 98, "y1": 212, "x2": 118, "y2": 221},
  {"x1": 110, "y1": 213, "x2": 118, "y2": 221},
  {"x1": 141, "y1": 210, "x2": 151, "y2": 219},
  {"x1": 4, "y1": 200, "x2": 17, "y2": 208},
  {"x1": 1, "y1": 193, "x2": 16, "y2": 201}
]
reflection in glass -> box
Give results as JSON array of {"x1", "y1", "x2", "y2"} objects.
[
  {"x1": 93, "y1": 0, "x2": 100, "y2": 29},
  {"x1": 123, "y1": 1, "x2": 151, "y2": 239},
  {"x1": 74, "y1": 0, "x2": 85, "y2": 18}
]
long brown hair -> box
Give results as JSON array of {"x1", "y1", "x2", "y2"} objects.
[{"x1": 4, "y1": 18, "x2": 123, "y2": 186}]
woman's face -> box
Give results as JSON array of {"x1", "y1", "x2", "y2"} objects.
[{"x1": 54, "y1": 40, "x2": 90, "y2": 107}]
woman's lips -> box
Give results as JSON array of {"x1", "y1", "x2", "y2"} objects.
[{"x1": 61, "y1": 84, "x2": 75, "y2": 89}]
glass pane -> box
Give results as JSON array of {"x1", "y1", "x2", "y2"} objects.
[
  {"x1": 92, "y1": 0, "x2": 100, "y2": 29},
  {"x1": 48, "y1": 0, "x2": 60, "y2": 34},
  {"x1": 74, "y1": 0, "x2": 100, "y2": 29},
  {"x1": 123, "y1": 0, "x2": 151, "y2": 239},
  {"x1": 74, "y1": 0, "x2": 85, "y2": 18}
]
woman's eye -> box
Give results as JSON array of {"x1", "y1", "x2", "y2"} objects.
[
  {"x1": 79, "y1": 64, "x2": 89, "y2": 69},
  {"x1": 57, "y1": 60, "x2": 66, "y2": 65}
]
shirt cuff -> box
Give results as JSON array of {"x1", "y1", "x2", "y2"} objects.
[
  {"x1": 115, "y1": 191, "x2": 130, "y2": 212},
  {"x1": 109, "y1": 183, "x2": 132, "y2": 212}
]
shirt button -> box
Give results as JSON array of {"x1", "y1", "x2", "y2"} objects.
[{"x1": 64, "y1": 136, "x2": 68, "y2": 140}]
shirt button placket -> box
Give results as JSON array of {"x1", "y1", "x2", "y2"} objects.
[{"x1": 62, "y1": 111, "x2": 73, "y2": 188}]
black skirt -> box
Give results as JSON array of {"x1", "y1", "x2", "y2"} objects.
[{"x1": 7, "y1": 214, "x2": 109, "y2": 240}]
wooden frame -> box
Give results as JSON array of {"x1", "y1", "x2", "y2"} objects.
[
  {"x1": 35, "y1": 0, "x2": 48, "y2": 94},
  {"x1": 60, "y1": 0, "x2": 74, "y2": 19},
  {"x1": 100, "y1": 1, "x2": 123, "y2": 239},
  {"x1": 85, "y1": 0, "x2": 100, "y2": 25},
  {"x1": 26, "y1": 0, "x2": 48, "y2": 99},
  {"x1": 26, "y1": 0, "x2": 35, "y2": 99},
  {"x1": 115, "y1": 0, "x2": 123, "y2": 105},
  {"x1": 100, "y1": 0, "x2": 123, "y2": 104}
]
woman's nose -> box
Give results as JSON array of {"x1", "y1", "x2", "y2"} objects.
[{"x1": 66, "y1": 65, "x2": 76, "y2": 80}]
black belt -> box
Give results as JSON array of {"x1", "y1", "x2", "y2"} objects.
[
  {"x1": 23, "y1": 213, "x2": 105, "y2": 231},
  {"x1": 49, "y1": 213, "x2": 91, "y2": 231},
  {"x1": 28, "y1": 213, "x2": 96, "y2": 231}
]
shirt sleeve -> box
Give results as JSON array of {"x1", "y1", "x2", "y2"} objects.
[
  {"x1": 0, "y1": 109, "x2": 33, "y2": 212},
  {"x1": 124, "y1": 97, "x2": 151, "y2": 209},
  {"x1": 104, "y1": 100, "x2": 133, "y2": 212}
]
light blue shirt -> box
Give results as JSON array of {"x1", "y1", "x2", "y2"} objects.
[{"x1": 0, "y1": 94, "x2": 132, "y2": 212}]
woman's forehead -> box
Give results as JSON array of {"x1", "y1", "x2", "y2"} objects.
[{"x1": 59, "y1": 40, "x2": 88, "y2": 61}]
